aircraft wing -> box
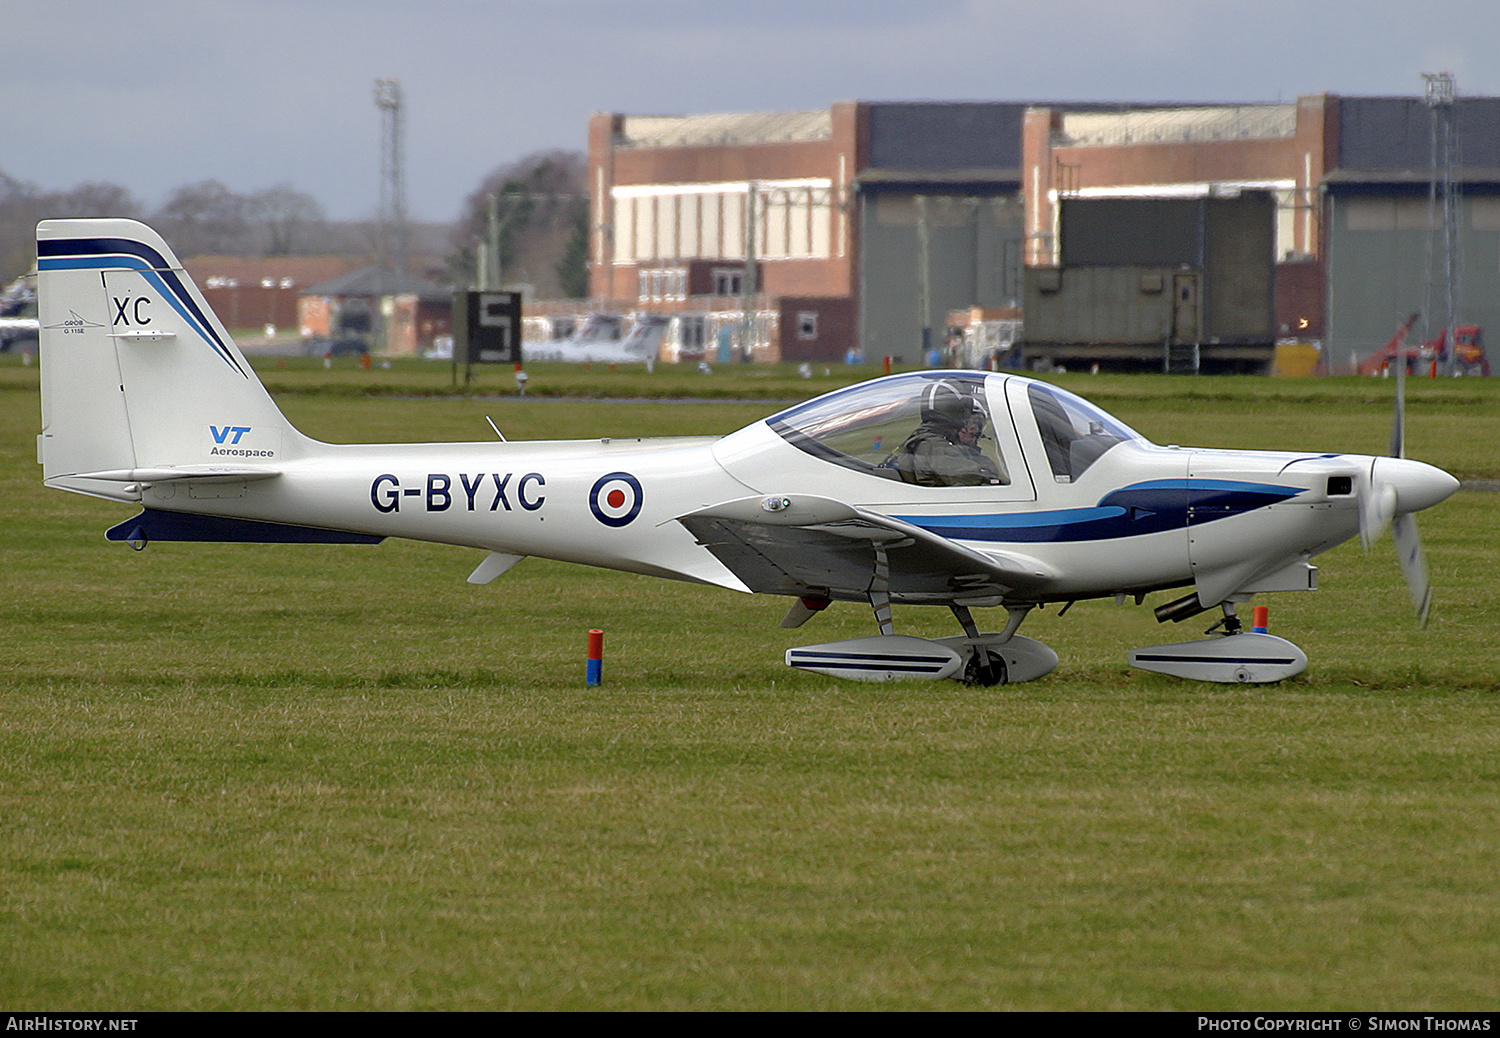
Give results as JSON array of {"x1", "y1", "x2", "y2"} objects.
[{"x1": 674, "y1": 494, "x2": 1056, "y2": 604}]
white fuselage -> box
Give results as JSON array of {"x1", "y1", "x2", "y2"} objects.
[{"x1": 102, "y1": 381, "x2": 1407, "y2": 611}]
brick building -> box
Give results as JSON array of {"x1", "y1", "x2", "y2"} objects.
[{"x1": 584, "y1": 94, "x2": 1500, "y2": 372}]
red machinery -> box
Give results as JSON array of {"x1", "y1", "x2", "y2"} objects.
[{"x1": 1358, "y1": 313, "x2": 1490, "y2": 377}]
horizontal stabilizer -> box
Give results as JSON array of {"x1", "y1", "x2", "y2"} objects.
[
  {"x1": 106, "y1": 509, "x2": 383, "y2": 545},
  {"x1": 72, "y1": 466, "x2": 281, "y2": 484}
]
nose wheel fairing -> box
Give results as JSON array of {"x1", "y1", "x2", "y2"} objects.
[
  {"x1": 1129, "y1": 632, "x2": 1308, "y2": 683},
  {"x1": 1130, "y1": 603, "x2": 1308, "y2": 683}
]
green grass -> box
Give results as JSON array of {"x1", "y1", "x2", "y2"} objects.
[
  {"x1": 236, "y1": 354, "x2": 868, "y2": 401},
  {"x1": 3, "y1": 358, "x2": 1499, "y2": 1009}
]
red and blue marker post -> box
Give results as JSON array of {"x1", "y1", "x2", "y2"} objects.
[
  {"x1": 1251, "y1": 606, "x2": 1270, "y2": 634},
  {"x1": 586, "y1": 629, "x2": 605, "y2": 686}
]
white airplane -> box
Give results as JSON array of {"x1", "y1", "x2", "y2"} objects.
[
  {"x1": 37, "y1": 219, "x2": 1459, "y2": 685},
  {"x1": 523, "y1": 312, "x2": 667, "y2": 364}
]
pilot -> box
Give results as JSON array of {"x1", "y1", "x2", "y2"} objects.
[{"x1": 892, "y1": 380, "x2": 1004, "y2": 487}]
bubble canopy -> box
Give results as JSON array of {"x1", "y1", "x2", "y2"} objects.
[
  {"x1": 1022, "y1": 379, "x2": 1142, "y2": 483},
  {"x1": 764, "y1": 372, "x2": 1143, "y2": 485}
]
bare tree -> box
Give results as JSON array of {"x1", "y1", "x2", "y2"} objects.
[
  {"x1": 41, "y1": 182, "x2": 144, "y2": 220},
  {"x1": 555, "y1": 203, "x2": 589, "y2": 299},
  {"x1": 0, "y1": 170, "x2": 41, "y2": 281},
  {"x1": 251, "y1": 184, "x2": 327, "y2": 256},
  {"x1": 449, "y1": 150, "x2": 588, "y2": 297},
  {"x1": 152, "y1": 180, "x2": 253, "y2": 256},
  {"x1": 0, "y1": 171, "x2": 144, "y2": 280}
]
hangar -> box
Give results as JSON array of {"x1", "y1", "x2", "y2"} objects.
[{"x1": 583, "y1": 91, "x2": 1500, "y2": 373}]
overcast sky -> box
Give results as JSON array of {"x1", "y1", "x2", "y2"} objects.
[{"x1": 7, "y1": 0, "x2": 1496, "y2": 223}]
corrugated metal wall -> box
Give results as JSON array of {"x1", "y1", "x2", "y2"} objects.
[
  {"x1": 1203, "y1": 194, "x2": 1276, "y2": 342},
  {"x1": 858, "y1": 193, "x2": 1023, "y2": 362},
  {"x1": 1326, "y1": 98, "x2": 1500, "y2": 371},
  {"x1": 1036, "y1": 194, "x2": 1275, "y2": 347},
  {"x1": 1061, "y1": 199, "x2": 1201, "y2": 267},
  {"x1": 1325, "y1": 189, "x2": 1500, "y2": 369}
]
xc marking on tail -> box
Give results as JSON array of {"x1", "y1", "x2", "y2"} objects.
[{"x1": 112, "y1": 296, "x2": 152, "y2": 327}]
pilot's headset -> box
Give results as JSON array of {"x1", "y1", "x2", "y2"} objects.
[{"x1": 919, "y1": 379, "x2": 975, "y2": 432}]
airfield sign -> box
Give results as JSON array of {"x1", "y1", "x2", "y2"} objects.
[{"x1": 457, "y1": 290, "x2": 521, "y2": 365}]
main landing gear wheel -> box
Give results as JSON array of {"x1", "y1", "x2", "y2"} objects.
[{"x1": 964, "y1": 648, "x2": 1008, "y2": 687}]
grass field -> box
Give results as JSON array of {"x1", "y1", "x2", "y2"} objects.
[{"x1": 2, "y1": 357, "x2": 1498, "y2": 1010}]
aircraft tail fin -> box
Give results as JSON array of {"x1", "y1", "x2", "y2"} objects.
[{"x1": 37, "y1": 219, "x2": 302, "y2": 501}]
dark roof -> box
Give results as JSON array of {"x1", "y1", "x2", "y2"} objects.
[
  {"x1": 864, "y1": 102, "x2": 1027, "y2": 174},
  {"x1": 856, "y1": 100, "x2": 1212, "y2": 186},
  {"x1": 303, "y1": 265, "x2": 448, "y2": 300},
  {"x1": 1324, "y1": 168, "x2": 1500, "y2": 189},
  {"x1": 854, "y1": 169, "x2": 1020, "y2": 192},
  {"x1": 1337, "y1": 96, "x2": 1500, "y2": 174}
]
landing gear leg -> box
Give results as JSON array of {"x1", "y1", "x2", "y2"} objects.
[
  {"x1": 1206, "y1": 602, "x2": 1242, "y2": 636},
  {"x1": 869, "y1": 545, "x2": 894, "y2": 636},
  {"x1": 950, "y1": 603, "x2": 983, "y2": 640},
  {"x1": 870, "y1": 591, "x2": 894, "y2": 636},
  {"x1": 950, "y1": 604, "x2": 1034, "y2": 687}
]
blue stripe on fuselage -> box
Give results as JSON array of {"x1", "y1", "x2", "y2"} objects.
[{"x1": 894, "y1": 479, "x2": 1302, "y2": 543}]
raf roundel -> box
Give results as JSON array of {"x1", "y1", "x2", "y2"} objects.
[{"x1": 589, "y1": 472, "x2": 643, "y2": 527}]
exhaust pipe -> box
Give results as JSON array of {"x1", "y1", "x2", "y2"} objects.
[{"x1": 1154, "y1": 592, "x2": 1208, "y2": 624}]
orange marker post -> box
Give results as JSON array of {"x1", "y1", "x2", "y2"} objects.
[{"x1": 1251, "y1": 606, "x2": 1270, "y2": 634}]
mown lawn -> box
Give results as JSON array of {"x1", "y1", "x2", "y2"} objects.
[{"x1": 2, "y1": 361, "x2": 1497, "y2": 1009}]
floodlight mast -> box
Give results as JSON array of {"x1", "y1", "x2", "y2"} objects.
[
  {"x1": 1423, "y1": 72, "x2": 1460, "y2": 377},
  {"x1": 375, "y1": 78, "x2": 409, "y2": 283}
]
